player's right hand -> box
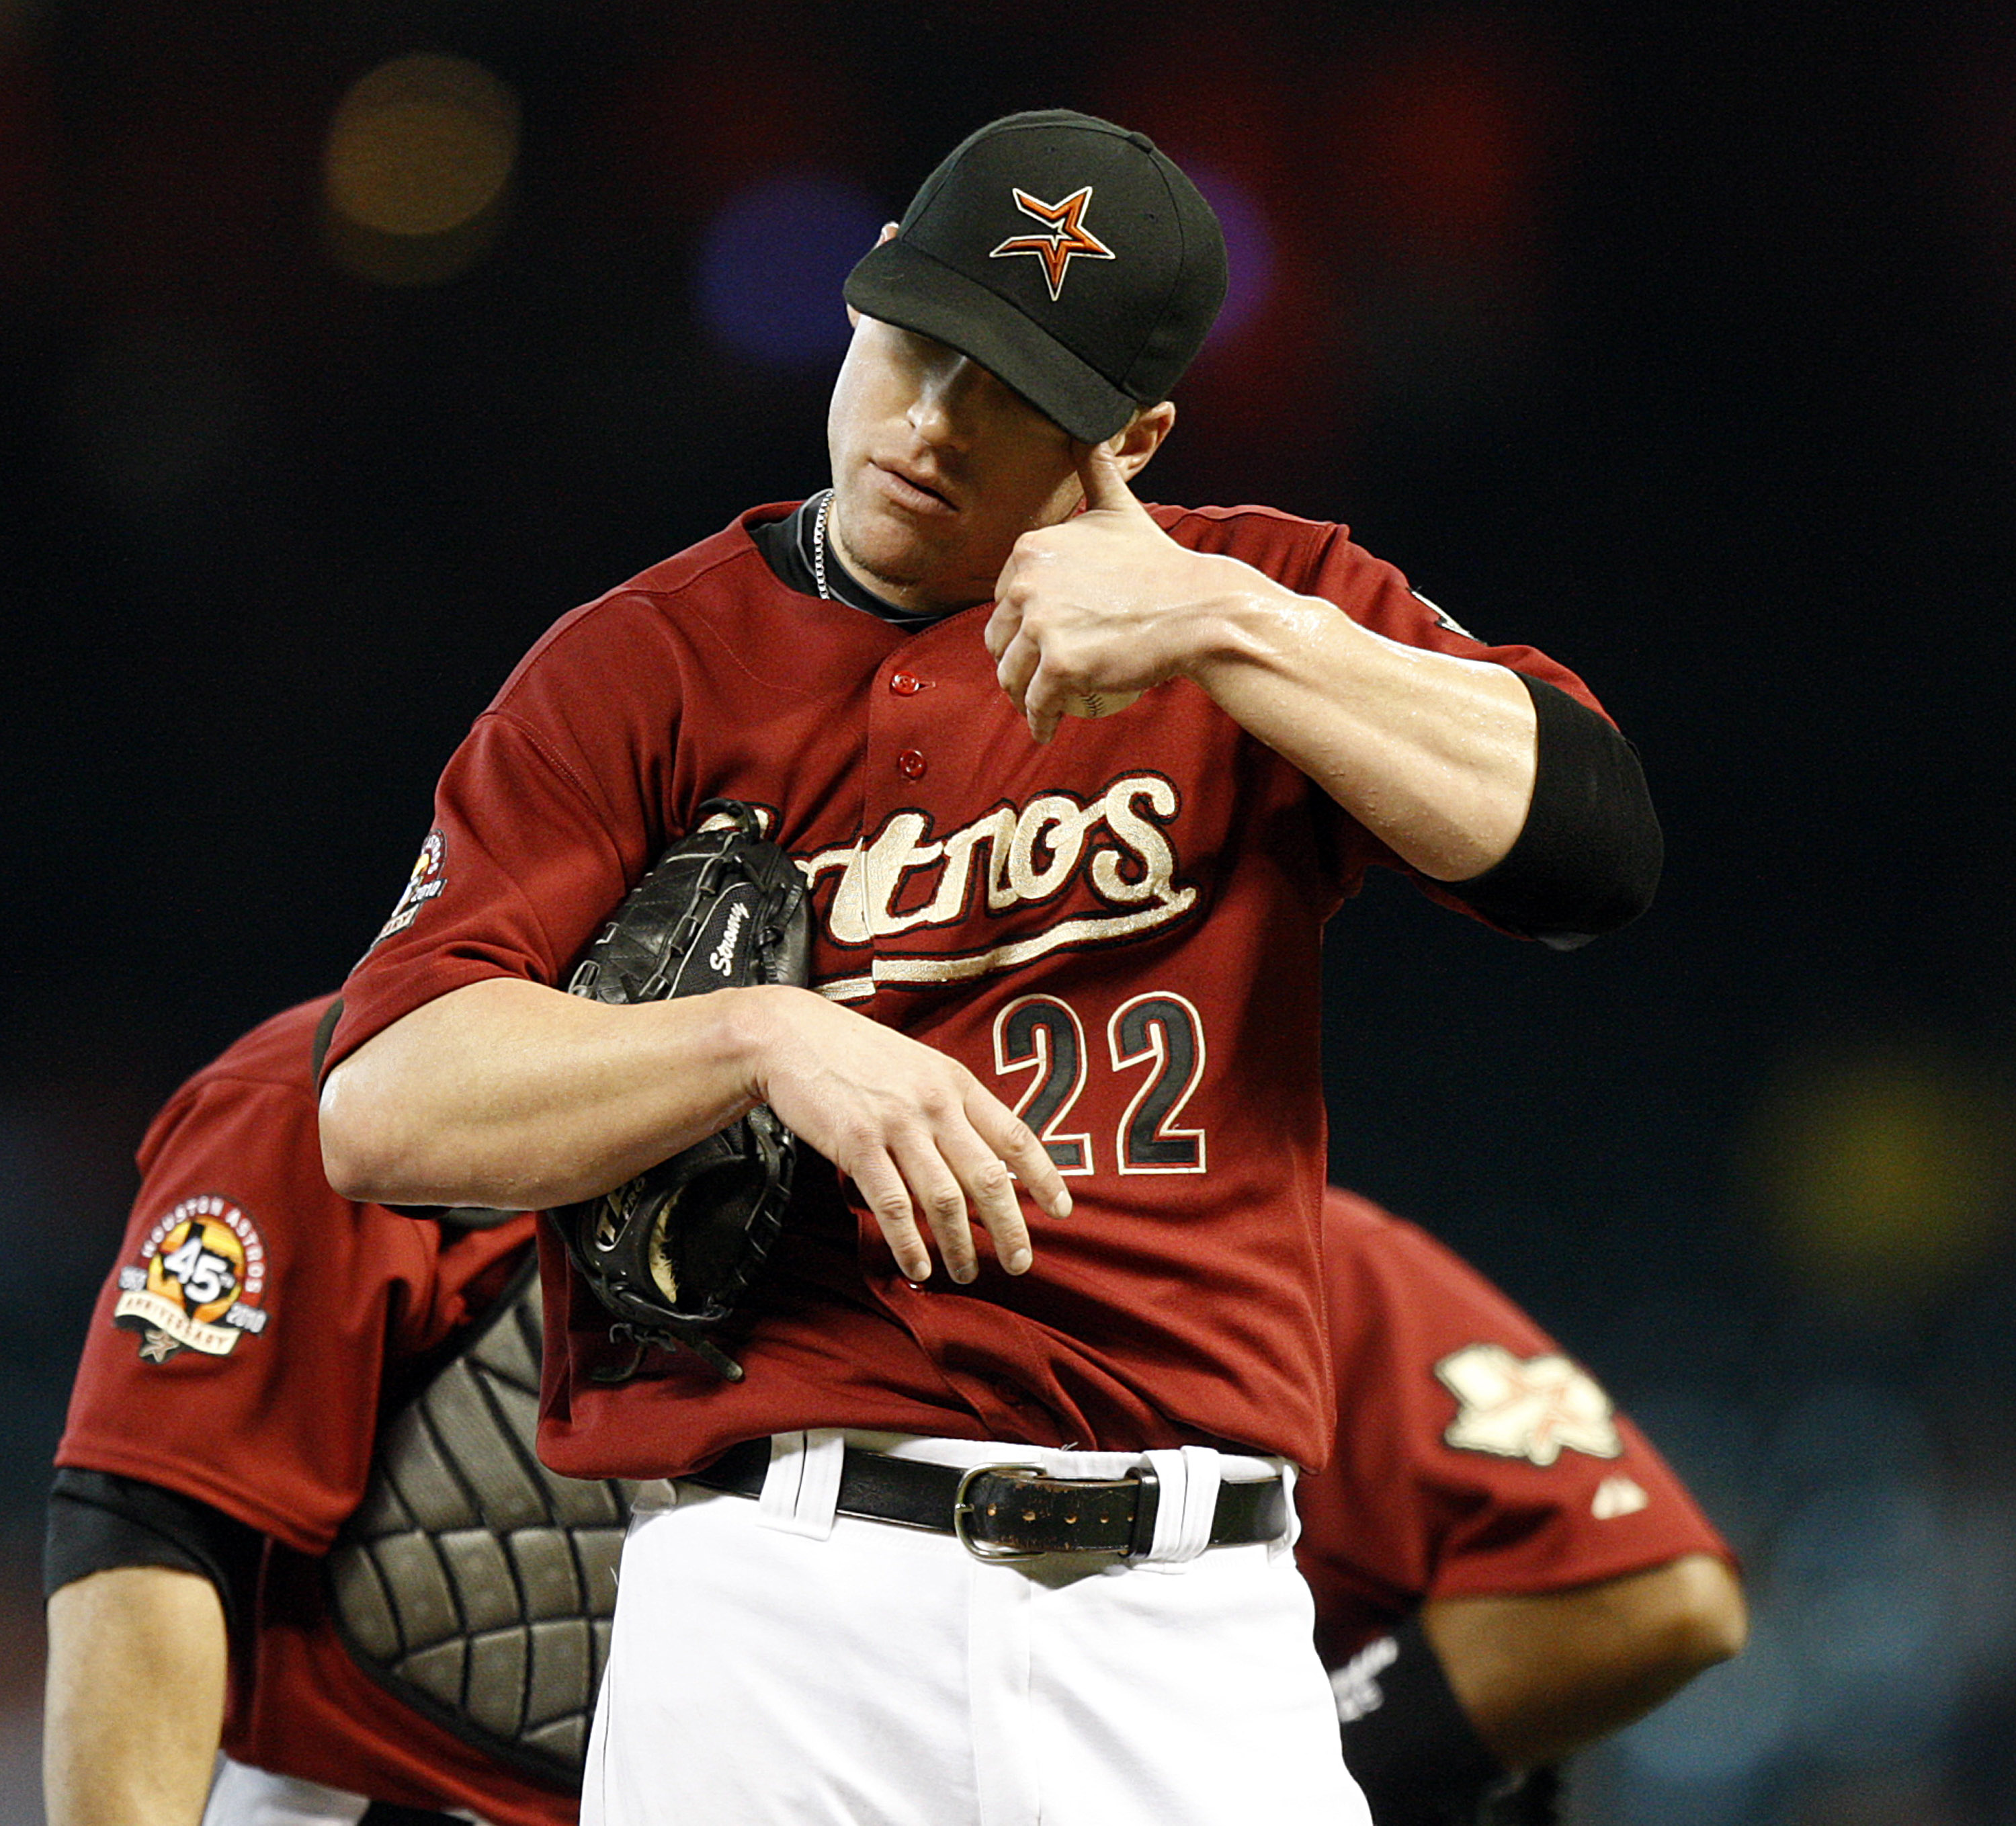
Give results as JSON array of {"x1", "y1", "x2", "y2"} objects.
[
  {"x1": 988, "y1": 440, "x2": 1231, "y2": 745},
  {"x1": 737, "y1": 985, "x2": 1070, "y2": 1283}
]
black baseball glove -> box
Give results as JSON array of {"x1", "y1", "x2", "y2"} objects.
[{"x1": 550, "y1": 800, "x2": 810, "y2": 1382}]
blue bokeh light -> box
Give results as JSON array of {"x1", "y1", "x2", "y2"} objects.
[
  {"x1": 696, "y1": 172, "x2": 886, "y2": 366},
  {"x1": 1189, "y1": 167, "x2": 1276, "y2": 345}
]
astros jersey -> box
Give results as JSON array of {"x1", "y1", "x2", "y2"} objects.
[
  {"x1": 56, "y1": 997, "x2": 571, "y2": 1826},
  {"x1": 1295, "y1": 1188, "x2": 1734, "y2": 1667},
  {"x1": 329, "y1": 502, "x2": 1613, "y2": 1478}
]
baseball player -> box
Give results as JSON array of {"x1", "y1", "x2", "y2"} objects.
[
  {"x1": 315, "y1": 110, "x2": 1663, "y2": 1825},
  {"x1": 42, "y1": 995, "x2": 584, "y2": 1826},
  {"x1": 42, "y1": 1003, "x2": 1726, "y2": 1826},
  {"x1": 1303, "y1": 1188, "x2": 1745, "y2": 1824}
]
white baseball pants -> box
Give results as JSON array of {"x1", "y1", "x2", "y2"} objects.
[{"x1": 583, "y1": 1431, "x2": 1371, "y2": 1826}]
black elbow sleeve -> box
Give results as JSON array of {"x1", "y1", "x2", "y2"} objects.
[
  {"x1": 1450, "y1": 675, "x2": 1663, "y2": 950},
  {"x1": 46, "y1": 1467, "x2": 265, "y2": 1641}
]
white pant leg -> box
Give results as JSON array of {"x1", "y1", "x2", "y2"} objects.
[
  {"x1": 200, "y1": 1757, "x2": 489, "y2": 1826},
  {"x1": 202, "y1": 1760, "x2": 369, "y2": 1826},
  {"x1": 583, "y1": 1440, "x2": 1369, "y2": 1826},
  {"x1": 587, "y1": 1481, "x2": 992, "y2": 1826},
  {"x1": 1024, "y1": 1540, "x2": 1369, "y2": 1826}
]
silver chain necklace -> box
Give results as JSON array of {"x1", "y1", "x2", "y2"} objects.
[{"x1": 812, "y1": 489, "x2": 834, "y2": 601}]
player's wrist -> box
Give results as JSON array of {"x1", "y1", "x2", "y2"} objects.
[
  {"x1": 694, "y1": 981, "x2": 804, "y2": 1114},
  {"x1": 1175, "y1": 565, "x2": 1333, "y2": 688}
]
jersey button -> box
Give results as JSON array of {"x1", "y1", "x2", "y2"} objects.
[
  {"x1": 889, "y1": 671, "x2": 926, "y2": 696},
  {"x1": 897, "y1": 749, "x2": 927, "y2": 780}
]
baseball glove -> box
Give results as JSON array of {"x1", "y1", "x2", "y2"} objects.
[{"x1": 550, "y1": 800, "x2": 810, "y2": 1382}]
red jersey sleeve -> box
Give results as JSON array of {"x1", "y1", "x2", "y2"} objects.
[
  {"x1": 327, "y1": 520, "x2": 833, "y2": 1077},
  {"x1": 56, "y1": 997, "x2": 530, "y2": 1554},
  {"x1": 325, "y1": 602, "x2": 677, "y2": 1078},
  {"x1": 1295, "y1": 1189, "x2": 1734, "y2": 1664},
  {"x1": 1158, "y1": 505, "x2": 1609, "y2": 716},
  {"x1": 1154, "y1": 505, "x2": 1617, "y2": 922}
]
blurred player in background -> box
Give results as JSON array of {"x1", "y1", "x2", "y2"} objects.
[
  {"x1": 44, "y1": 1001, "x2": 1736, "y2": 1825},
  {"x1": 1304, "y1": 1187, "x2": 1745, "y2": 1824}
]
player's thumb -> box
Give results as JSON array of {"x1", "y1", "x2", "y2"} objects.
[{"x1": 1077, "y1": 438, "x2": 1142, "y2": 515}]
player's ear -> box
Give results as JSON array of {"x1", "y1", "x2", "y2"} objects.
[
  {"x1": 1106, "y1": 401, "x2": 1176, "y2": 484},
  {"x1": 846, "y1": 222, "x2": 902, "y2": 329}
]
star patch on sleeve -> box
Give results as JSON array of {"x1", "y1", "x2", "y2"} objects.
[
  {"x1": 1434, "y1": 1342, "x2": 1624, "y2": 1466},
  {"x1": 1592, "y1": 1474, "x2": 1650, "y2": 1518}
]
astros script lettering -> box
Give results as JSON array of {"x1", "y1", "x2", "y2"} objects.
[{"x1": 800, "y1": 774, "x2": 1197, "y2": 995}]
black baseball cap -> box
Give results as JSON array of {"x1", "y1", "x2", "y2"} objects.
[{"x1": 843, "y1": 110, "x2": 1228, "y2": 444}]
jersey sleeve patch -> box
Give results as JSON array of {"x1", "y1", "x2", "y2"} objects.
[
  {"x1": 1433, "y1": 1342, "x2": 1624, "y2": 1466},
  {"x1": 112, "y1": 1195, "x2": 271, "y2": 1363},
  {"x1": 369, "y1": 827, "x2": 448, "y2": 949}
]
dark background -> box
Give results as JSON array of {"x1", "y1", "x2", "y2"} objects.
[{"x1": 3, "y1": 3, "x2": 2014, "y2": 1821}]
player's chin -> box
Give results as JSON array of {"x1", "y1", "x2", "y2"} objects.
[{"x1": 850, "y1": 509, "x2": 986, "y2": 598}]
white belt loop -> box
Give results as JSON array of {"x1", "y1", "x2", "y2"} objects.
[
  {"x1": 1140, "y1": 1444, "x2": 1222, "y2": 1565},
  {"x1": 1270, "y1": 1460, "x2": 1300, "y2": 1559},
  {"x1": 757, "y1": 1428, "x2": 845, "y2": 1538}
]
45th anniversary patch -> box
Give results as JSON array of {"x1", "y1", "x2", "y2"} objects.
[{"x1": 113, "y1": 1194, "x2": 271, "y2": 1363}]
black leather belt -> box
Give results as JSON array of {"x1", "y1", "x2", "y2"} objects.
[{"x1": 683, "y1": 1437, "x2": 1286, "y2": 1561}]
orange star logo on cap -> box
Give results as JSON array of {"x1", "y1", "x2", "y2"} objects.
[{"x1": 989, "y1": 186, "x2": 1116, "y2": 300}]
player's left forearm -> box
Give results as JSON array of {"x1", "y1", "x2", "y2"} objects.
[{"x1": 1182, "y1": 570, "x2": 1540, "y2": 882}]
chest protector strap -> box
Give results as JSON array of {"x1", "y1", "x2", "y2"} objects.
[{"x1": 324, "y1": 1255, "x2": 636, "y2": 1788}]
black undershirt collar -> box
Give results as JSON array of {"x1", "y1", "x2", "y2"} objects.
[{"x1": 750, "y1": 491, "x2": 964, "y2": 633}]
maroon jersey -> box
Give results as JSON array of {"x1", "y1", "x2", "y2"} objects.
[
  {"x1": 330, "y1": 502, "x2": 1612, "y2": 1478},
  {"x1": 1296, "y1": 1188, "x2": 1734, "y2": 1667},
  {"x1": 55, "y1": 997, "x2": 569, "y2": 1826}
]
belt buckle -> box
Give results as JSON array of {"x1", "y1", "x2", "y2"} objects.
[{"x1": 952, "y1": 1462, "x2": 1050, "y2": 1563}]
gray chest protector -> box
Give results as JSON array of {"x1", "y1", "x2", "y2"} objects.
[{"x1": 325, "y1": 1251, "x2": 637, "y2": 1788}]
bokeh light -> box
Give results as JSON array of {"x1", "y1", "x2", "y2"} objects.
[
  {"x1": 321, "y1": 53, "x2": 519, "y2": 285},
  {"x1": 696, "y1": 172, "x2": 884, "y2": 365},
  {"x1": 1339, "y1": 19, "x2": 1566, "y2": 263},
  {"x1": 1190, "y1": 167, "x2": 1276, "y2": 345},
  {"x1": 1747, "y1": 1044, "x2": 2013, "y2": 1309}
]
